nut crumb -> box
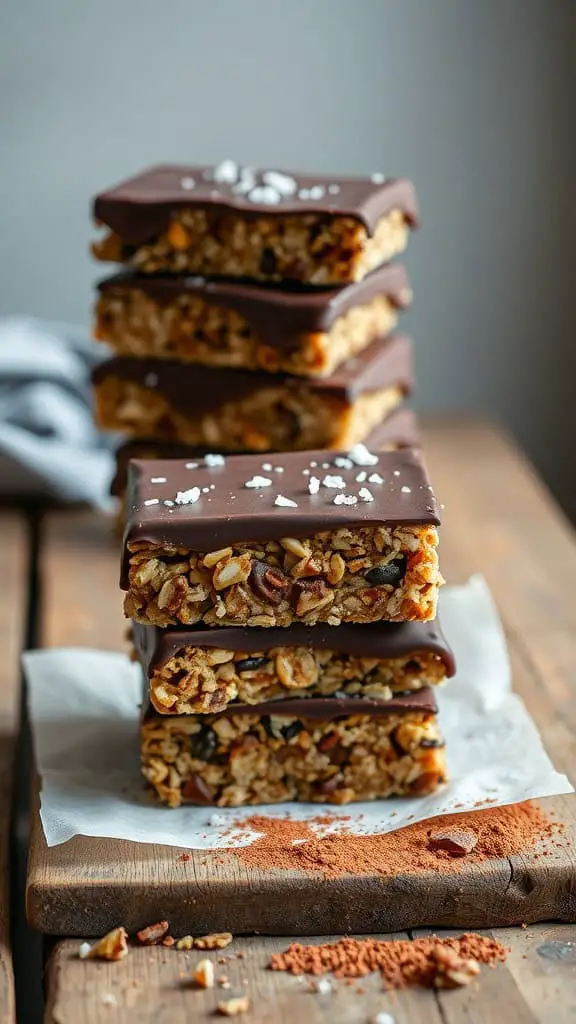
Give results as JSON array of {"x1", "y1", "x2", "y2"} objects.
[
  {"x1": 431, "y1": 945, "x2": 480, "y2": 988},
  {"x1": 193, "y1": 958, "x2": 215, "y2": 989},
  {"x1": 176, "y1": 935, "x2": 194, "y2": 950},
  {"x1": 194, "y1": 932, "x2": 233, "y2": 950},
  {"x1": 429, "y1": 827, "x2": 478, "y2": 857},
  {"x1": 81, "y1": 927, "x2": 128, "y2": 962},
  {"x1": 217, "y1": 995, "x2": 251, "y2": 1016},
  {"x1": 136, "y1": 920, "x2": 169, "y2": 945}
]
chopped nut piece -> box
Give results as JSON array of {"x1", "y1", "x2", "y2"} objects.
[
  {"x1": 193, "y1": 958, "x2": 215, "y2": 989},
  {"x1": 161, "y1": 936, "x2": 176, "y2": 947},
  {"x1": 136, "y1": 920, "x2": 169, "y2": 945},
  {"x1": 428, "y1": 826, "x2": 478, "y2": 857},
  {"x1": 217, "y1": 995, "x2": 251, "y2": 1016},
  {"x1": 431, "y1": 945, "x2": 480, "y2": 988},
  {"x1": 194, "y1": 932, "x2": 233, "y2": 950},
  {"x1": 176, "y1": 935, "x2": 195, "y2": 950},
  {"x1": 84, "y1": 927, "x2": 128, "y2": 962}
]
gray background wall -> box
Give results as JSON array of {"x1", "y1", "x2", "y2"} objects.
[{"x1": 2, "y1": 0, "x2": 575, "y2": 515}]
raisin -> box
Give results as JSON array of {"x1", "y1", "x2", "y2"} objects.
[
  {"x1": 419, "y1": 737, "x2": 446, "y2": 749},
  {"x1": 260, "y1": 247, "x2": 277, "y2": 275},
  {"x1": 235, "y1": 656, "x2": 270, "y2": 673},
  {"x1": 181, "y1": 773, "x2": 214, "y2": 805},
  {"x1": 365, "y1": 557, "x2": 406, "y2": 587},
  {"x1": 282, "y1": 721, "x2": 303, "y2": 741},
  {"x1": 190, "y1": 726, "x2": 218, "y2": 761},
  {"x1": 316, "y1": 775, "x2": 341, "y2": 795},
  {"x1": 389, "y1": 728, "x2": 407, "y2": 758},
  {"x1": 249, "y1": 559, "x2": 290, "y2": 605},
  {"x1": 262, "y1": 716, "x2": 275, "y2": 739}
]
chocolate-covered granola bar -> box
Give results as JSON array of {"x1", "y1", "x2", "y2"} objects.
[
  {"x1": 92, "y1": 334, "x2": 412, "y2": 451},
  {"x1": 122, "y1": 447, "x2": 442, "y2": 628},
  {"x1": 135, "y1": 619, "x2": 455, "y2": 715},
  {"x1": 92, "y1": 162, "x2": 418, "y2": 285},
  {"x1": 140, "y1": 689, "x2": 446, "y2": 807},
  {"x1": 94, "y1": 264, "x2": 411, "y2": 378}
]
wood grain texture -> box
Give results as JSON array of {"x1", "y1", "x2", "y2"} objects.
[
  {"x1": 27, "y1": 422, "x2": 576, "y2": 940},
  {"x1": 0, "y1": 512, "x2": 28, "y2": 1024}
]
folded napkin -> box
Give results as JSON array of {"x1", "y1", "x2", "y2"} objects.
[{"x1": 0, "y1": 317, "x2": 114, "y2": 507}]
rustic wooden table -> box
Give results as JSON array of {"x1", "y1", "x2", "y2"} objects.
[{"x1": 3, "y1": 420, "x2": 576, "y2": 1022}]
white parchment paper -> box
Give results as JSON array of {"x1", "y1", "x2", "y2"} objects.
[{"x1": 24, "y1": 577, "x2": 573, "y2": 849}]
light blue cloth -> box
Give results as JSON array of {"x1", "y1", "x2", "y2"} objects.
[{"x1": 0, "y1": 317, "x2": 114, "y2": 507}]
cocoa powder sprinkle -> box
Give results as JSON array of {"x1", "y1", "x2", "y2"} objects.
[
  {"x1": 228, "y1": 803, "x2": 560, "y2": 879},
  {"x1": 270, "y1": 933, "x2": 507, "y2": 988}
]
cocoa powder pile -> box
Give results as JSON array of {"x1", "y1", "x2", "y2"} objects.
[
  {"x1": 270, "y1": 933, "x2": 507, "y2": 988},
  {"x1": 229, "y1": 802, "x2": 560, "y2": 878}
]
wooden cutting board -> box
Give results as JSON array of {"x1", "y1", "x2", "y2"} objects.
[{"x1": 26, "y1": 422, "x2": 576, "y2": 936}]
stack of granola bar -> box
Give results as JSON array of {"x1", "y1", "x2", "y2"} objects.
[
  {"x1": 122, "y1": 447, "x2": 452, "y2": 807},
  {"x1": 90, "y1": 161, "x2": 421, "y2": 509}
]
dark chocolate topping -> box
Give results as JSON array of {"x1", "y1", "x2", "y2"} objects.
[
  {"x1": 93, "y1": 333, "x2": 414, "y2": 417},
  {"x1": 110, "y1": 409, "x2": 421, "y2": 497},
  {"x1": 143, "y1": 686, "x2": 438, "y2": 721},
  {"x1": 93, "y1": 163, "x2": 419, "y2": 245},
  {"x1": 97, "y1": 264, "x2": 411, "y2": 350},
  {"x1": 133, "y1": 619, "x2": 455, "y2": 678},
  {"x1": 121, "y1": 446, "x2": 440, "y2": 570}
]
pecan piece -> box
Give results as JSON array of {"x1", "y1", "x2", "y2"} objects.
[
  {"x1": 217, "y1": 995, "x2": 251, "y2": 1016},
  {"x1": 80, "y1": 927, "x2": 128, "y2": 962},
  {"x1": 194, "y1": 932, "x2": 233, "y2": 950},
  {"x1": 292, "y1": 578, "x2": 333, "y2": 617},
  {"x1": 194, "y1": 958, "x2": 215, "y2": 988},
  {"x1": 136, "y1": 920, "x2": 169, "y2": 945},
  {"x1": 182, "y1": 773, "x2": 215, "y2": 805},
  {"x1": 428, "y1": 827, "x2": 478, "y2": 857},
  {"x1": 431, "y1": 945, "x2": 480, "y2": 988},
  {"x1": 249, "y1": 559, "x2": 291, "y2": 605}
]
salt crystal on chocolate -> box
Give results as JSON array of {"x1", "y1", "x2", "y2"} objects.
[
  {"x1": 359, "y1": 488, "x2": 374, "y2": 502},
  {"x1": 205, "y1": 454, "x2": 225, "y2": 467},
  {"x1": 348, "y1": 443, "x2": 379, "y2": 466},
  {"x1": 150, "y1": 477, "x2": 166, "y2": 484},
  {"x1": 333, "y1": 494, "x2": 357, "y2": 506},
  {"x1": 308, "y1": 476, "x2": 320, "y2": 495},
  {"x1": 244, "y1": 476, "x2": 272, "y2": 489},
  {"x1": 262, "y1": 170, "x2": 297, "y2": 196},
  {"x1": 175, "y1": 487, "x2": 201, "y2": 505},
  {"x1": 213, "y1": 159, "x2": 238, "y2": 185},
  {"x1": 274, "y1": 495, "x2": 298, "y2": 508},
  {"x1": 248, "y1": 184, "x2": 282, "y2": 205},
  {"x1": 144, "y1": 498, "x2": 159, "y2": 506},
  {"x1": 322, "y1": 475, "x2": 346, "y2": 490}
]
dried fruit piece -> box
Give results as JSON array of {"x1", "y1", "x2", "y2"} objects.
[
  {"x1": 190, "y1": 726, "x2": 218, "y2": 761},
  {"x1": 81, "y1": 927, "x2": 128, "y2": 962},
  {"x1": 217, "y1": 995, "x2": 251, "y2": 1016},
  {"x1": 136, "y1": 920, "x2": 169, "y2": 945},
  {"x1": 194, "y1": 932, "x2": 233, "y2": 950},
  {"x1": 235, "y1": 656, "x2": 270, "y2": 673},
  {"x1": 365, "y1": 557, "x2": 406, "y2": 586},
  {"x1": 429, "y1": 827, "x2": 478, "y2": 857},
  {"x1": 182, "y1": 773, "x2": 214, "y2": 804},
  {"x1": 249, "y1": 559, "x2": 291, "y2": 605},
  {"x1": 194, "y1": 958, "x2": 215, "y2": 988}
]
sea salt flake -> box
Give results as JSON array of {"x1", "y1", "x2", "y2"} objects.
[
  {"x1": 348, "y1": 443, "x2": 378, "y2": 466},
  {"x1": 144, "y1": 372, "x2": 158, "y2": 387},
  {"x1": 144, "y1": 498, "x2": 159, "y2": 506},
  {"x1": 370, "y1": 172, "x2": 386, "y2": 184},
  {"x1": 355, "y1": 471, "x2": 367, "y2": 483},
  {"x1": 275, "y1": 495, "x2": 298, "y2": 508},
  {"x1": 205, "y1": 453, "x2": 225, "y2": 467},
  {"x1": 298, "y1": 188, "x2": 311, "y2": 200},
  {"x1": 202, "y1": 487, "x2": 211, "y2": 493},
  {"x1": 308, "y1": 476, "x2": 320, "y2": 495},
  {"x1": 78, "y1": 942, "x2": 91, "y2": 959},
  {"x1": 401, "y1": 485, "x2": 412, "y2": 494},
  {"x1": 101, "y1": 994, "x2": 118, "y2": 1006},
  {"x1": 302, "y1": 469, "x2": 310, "y2": 476},
  {"x1": 334, "y1": 456, "x2": 353, "y2": 470},
  {"x1": 309, "y1": 461, "x2": 318, "y2": 468},
  {"x1": 368, "y1": 472, "x2": 384, "y2": 484},
  {"x1": 232, "y1": 167, "x2": 256, "y2": 194},
  {"x1": 248, "y1": 184, "x2": 282, "y2": 205},
  {"x1": 175, "y1": 487, "x2": 201, "y2": 505},
  {"x1": 180, "y1": 176, "x2": 195, "y2": 190},
  {"x1": 274, "y1": 466, "x2": 284, "y2": 473},
  {"x1": 333, "y1": 494, "x2": 357, "y2": 506},
  {"x1": 262, "y1": 170, "x2": 297, "y2": 196},
  {"x1": 316, "y1": 978, "x2": 333, "y2": 994},
  {"x1": 373, "y1": 1013, "x2": 395, "y2": 1024},
  {"x1": 393, "y1": 469, "x2": 401, "y2": 476},
  {"x1": 185, "y1": 462, "x2": 198, "y2": 469},
  {"x1": 244, "y1": 476, "x2": 272, "y2": 488},
  {"x1": 359, "y1": 487, "x2": 374, "y2": 502},
  {"x1": 150, "y1": 476, "x2": 166, "y2": 484},
  {"x1": 322, "y1": 475, "x2": 346, "y2": 490},
  {"x1": 309, "y1": 185, "x2": 325, "y2": 199},
  {"x1": 213, "y1": 159, "x2": 238, "y2": 185},
  {"x1": 322, "y1": 462, "x2": 330, "y2": 469},
  {"x1": 261, "y1": 462, "x2": 273, "y2": 471},
  {"x1": 163, "y1": 500, "x2": 174, "y2": 507},
  {"x1": 328, "y1": 184, "x2": 340, "y2": 195},
  {"x1": 209, "y1": 813, "x2": 228, "y2": 827}
]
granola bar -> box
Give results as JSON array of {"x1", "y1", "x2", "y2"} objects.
[
  {"x1": 122, "y1": 447, "x2": 442, "y2": 627},
  {"x1": 92, "y1": 162, "x2": 418, "y2": 285},
  {"x1": 140, "y1": 689, "x2": 446, "y2": 807},
  {"x1": 135, "y1": 619, "x2": 455, "y2": 715},
  {"x1": 92, "y1": 334, "x2": 412, "y2": 451},
  {"x1": 109, "y1": 410, "x2": 421, "y2": 499},
  {"x1": 94, "y1": 264, "x2": 411, "y2": 378}
]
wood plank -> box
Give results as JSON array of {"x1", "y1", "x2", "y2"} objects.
[
  {"x1": 27, "y1": 422, "x2": 576, "y2": 938},
  {"x1": 44, "y1": 933, "x2": 445, "y2": 1024},
  {"x1": 0, "y1": 512, "x2": 29, "y2": 1024}
]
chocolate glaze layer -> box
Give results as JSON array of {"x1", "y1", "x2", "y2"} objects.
[
  {"x1": 97, "y1": 264, "x2": 411, "y2": 350},
  {"x1": 142, "y1": 686, "x2": 438, "y2": 722},
  {"x1": 93, "y1": 333, "x2": 414, "y2": 417},
  {"x1": 110, "y1": 409, "x2": 421, "y2": 497},
  {"x1": 122, "y1": 446, "x2": 440, "y2": 573},
  {"x1": 93, "y1": 164, "x2": 419, "y2": 245},
  {"x1": 133, "y1": 619, "x2": 455, "y2": 677}
]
